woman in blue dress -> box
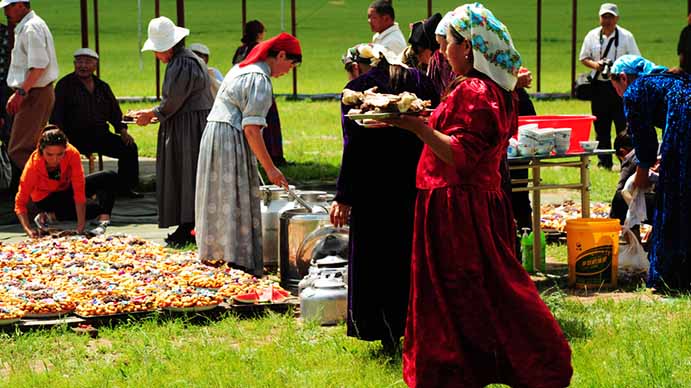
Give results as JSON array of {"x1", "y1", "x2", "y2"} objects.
[{"x1": 610, "y1": 52, "x2": 691, "y2": 290}]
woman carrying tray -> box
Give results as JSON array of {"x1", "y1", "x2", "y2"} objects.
[
  {"x1": 609, "y1": 50, "x2": 691, "y2": 291},
  {"x1": 15, "y1": 126, "x2": 116, "y2": 238},
  {"x1": 195, "y1": 33, "x2": 301, "y2": 276},
  {"x1": 132, "y1": 17, "x2": 214, "y2": 247},
  {"x1": 380, "y1": 4, "x2": 572, "y2": 386},
  {"x1": 330, "y1": 43, "x2": 438, "y2": 354}
]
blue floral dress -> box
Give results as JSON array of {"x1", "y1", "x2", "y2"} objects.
[{"x1": 623, "y1": 72, "x2": 691, "y2": 289}]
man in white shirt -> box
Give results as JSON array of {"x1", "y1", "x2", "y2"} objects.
[
  {"x1": 579, "y1": 3, "x2": 639, "y2": 169},
  {"x1": 368, "y1": 1, "x2": 406, "y2": 57},
  {"x1": 2, "y1": 0, "x2": 58, "y2": 172}
]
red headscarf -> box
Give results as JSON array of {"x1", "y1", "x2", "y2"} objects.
[{"x1": 239, "y1": 32, "x2": 302, "y2": 67}]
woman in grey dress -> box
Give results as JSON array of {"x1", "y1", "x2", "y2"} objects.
[
  {"x1": 195, "y1": 33, "x2": 301, "y2": 276},
  {"x1": 134, "y1": 16, "x2": 214, "y2": 246}
]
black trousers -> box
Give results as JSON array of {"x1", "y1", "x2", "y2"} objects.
[
  {"x1": 70, "y1": 131, "x2": 139, "y2": 190},
  {"x1": 34, "y1": 170, "x2": 117, "y2": 220},
  {"x1": 591, "y1": 80, "x2": 626, "y2": 167}
]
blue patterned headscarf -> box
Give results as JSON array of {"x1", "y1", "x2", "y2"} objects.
[
  {"x1": 611, "y1": 55, "x2": 668, "y2": 76},
  {"x1": 449, "y1": 3, "x2": 521, "y2": 91}
]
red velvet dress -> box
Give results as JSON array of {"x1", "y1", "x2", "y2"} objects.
[{"x1": 403, "y1": 73, "x2": 573, "y2": 388}]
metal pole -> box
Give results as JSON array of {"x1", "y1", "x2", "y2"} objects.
[
  {"x1": 93, "y1": 0, "x2": 100, "y2": 77},
  {"x1": 80, "y1": 0, "x2": 88, "y2": 48},
  {"x1": 427, "y1": 0, "x2": 432, "y2": 18},
  {"x1": 291, "y1": 0, "x2": 297, "y2": 98},
  {"x1": 155, "y1": 0, "x2": 161, "y2": 101},
  {"x1": 242, "y1": 0, "x2": 246, "y2": 32},
  {"x1": 536, "y1": 0, "x2": 542, "y2": 92},
  {"x1": 571, "y1": 0, "x2": 577, "y2": 97}
]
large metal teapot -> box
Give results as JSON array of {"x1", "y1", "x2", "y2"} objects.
[
  {"x1": 298, "y1": 255, "x2": 349, "y2": 294},
  {"x1": 300, "y1": 272, "x2": 347, "y2": 325}
]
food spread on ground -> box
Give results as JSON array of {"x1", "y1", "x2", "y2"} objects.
[
  {"x1": 0, "y1": 235, "x2": 290, "y2": 319},
  {"x1": 540, "y1": 200, "x2": 612, "y2": 232},
  {"x1": 342, "y1": 87, "x2": 431, "y2": 117}
]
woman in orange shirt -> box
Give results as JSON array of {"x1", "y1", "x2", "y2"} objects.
[{"x1": 14, "y1": 126, "x2": 117, "y2": 237}]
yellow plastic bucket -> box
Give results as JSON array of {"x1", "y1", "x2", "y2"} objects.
[{"x1": 565, "y1": 218, "x2": 621, "y2": 288}]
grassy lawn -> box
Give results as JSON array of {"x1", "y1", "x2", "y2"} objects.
[{"x1": 2, "y1": 293, "x2": 691, "y2": 387}]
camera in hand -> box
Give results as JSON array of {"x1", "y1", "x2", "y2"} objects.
[{"x1": 599, "y1": 58, "x2": 614, "y2": 79}]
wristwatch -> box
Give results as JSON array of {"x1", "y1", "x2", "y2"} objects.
[{"x1": 16, "y1": 88, "x2": 26, "y2": 97}]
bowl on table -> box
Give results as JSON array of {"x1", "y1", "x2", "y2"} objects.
[
  {"x1": 553, "y1": 128, "x2": 572, "y2": 154},
  {"x1": 579, "y1": 140, "x2": 599, "y2": 152},
  {"x1": 517, "y1": 142, "x2": 537, "y2": 157}
]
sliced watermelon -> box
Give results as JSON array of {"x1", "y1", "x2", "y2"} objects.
[
  {"x1": 233, "y1": 291, "x2": 259, "y2": 304},
  {"x1": 271, "y1": 288, "x2": 291, "y2": 303}
]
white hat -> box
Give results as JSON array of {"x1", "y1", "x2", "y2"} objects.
[
  {"x1": 0, "y1": 0, "x2": 27, "y2": 8},
  {"x1": 598, "y1": 3, "x2": 618, "y2": 17},
  {"x1": 189, "y1": 43, "x2": 210, "y2": 56},
  {"x1": 73, "y1": 48, "x2": 99, "y2": 59},
  {"x1": 141, "y1": 16, "x2": 190, "y2": 52}
]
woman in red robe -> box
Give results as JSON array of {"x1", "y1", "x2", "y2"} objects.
[{"x1": 383, "y1": 4, "x2": 572, "y2": 387}]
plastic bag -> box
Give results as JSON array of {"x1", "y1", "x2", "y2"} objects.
[
  {"x1": 621, "y1": 174, "x2": 651, "y2": 230},
  {"x1": 618, "y1": 228, "x2": 649, "y2": 273},
  {"x1": 0, "y1": 143, "x2": 11, "y2": 190}
]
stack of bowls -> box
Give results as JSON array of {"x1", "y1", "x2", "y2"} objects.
[
  {"x1": 517, "y1": 124, "x2": 538, "y2": 156},
  {"x1": 533, "y1": 128, "x2": 555, "y2": 156},
  {"x1": 553, "y1": 128, "x2": 572, "y2": 154}
]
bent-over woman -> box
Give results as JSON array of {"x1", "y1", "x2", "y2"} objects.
[
  {"x1": 15, "y1": 126, "x2": 116, "y2": 238},
  {"x1": 195, "y1": 33, "x2": 301, "y2": 276}
]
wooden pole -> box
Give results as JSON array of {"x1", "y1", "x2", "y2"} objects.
[
  {"x1": 155, "y1": 0, "x2": 160, "y2": 100},
  {"x1": 93, "y1": 0, "x2": 100, "y2": 77},
  {"x1": 536, "y1": 0, "x2": 542, "y2": 92},
  {"x1": 80, "y1": 0, "x2": 88, "y2": 48},
  {"x1": 291, "y1": 0, "x2": 297, "y2": 98},
  {"x1": 242, "y1": 0, "x2": 247, "y2": 32},
  {"x1": 571, "y1": 0, "x2": 577, "y2": 97},
  {"x1": 177, "y1": 0, "x2": 185, "y2": 46},
  {"x1": 427, "y1": 0, "x2": 432, "y2": 18}
]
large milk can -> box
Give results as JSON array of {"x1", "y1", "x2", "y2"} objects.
[
  {"x1": 259, "y1": 185, "x2": 297, "y2": 269},
  {"x1": 279, "y1": 209, "x2": 330, "y2": 294}
]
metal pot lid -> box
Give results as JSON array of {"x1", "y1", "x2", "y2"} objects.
[
  {"x1": 315, "y1": 255, "x2": 348, "y2": 267},
  {"x1": 292, "y1": 214, "x2": 330, "y2": 222},
  {"x1": 313, "y1": 275, "x2": 346, "y2": 289}
]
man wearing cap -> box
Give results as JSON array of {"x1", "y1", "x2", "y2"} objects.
[
  {"x1": 50, "y1": 48, "x2": 140, "y2": 197},
  {"x1": 189, "y1": 42, "x2": 223, "y2": 97},
  {"x1": 368, "y1": 0, "x2": 406, "y2": 56},
  {"x1": 2, "y1": 0, "x2": 58, "y2": 177},
  {"x1": 579, "y1": 3, "x2": 640, "y2": 170}
]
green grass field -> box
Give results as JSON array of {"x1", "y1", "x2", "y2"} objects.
[{"x1": 37, "y1": 0, "x2": 687, "y2": 96}]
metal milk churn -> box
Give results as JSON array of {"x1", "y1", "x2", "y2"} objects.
[
  {"x1": 299, "y1": 272, "x2": 348, "y2": 325},
  {"x1": 279, "y1": 209, "x2": 330, "y2": 293},
  {"x1": 259, "y1": 185, "x2": 297, "y2": 269}
]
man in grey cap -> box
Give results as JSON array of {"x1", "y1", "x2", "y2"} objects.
[
  {"x1": 50, "y1": 48, "x2": 141, "y2": 198},
  {"x1": 2, "y1": 0, "x2": 58, "y2": 185},
  {"x1": 189, "y1": 42, "x2": 223, "y2": 96},
  {"x1": 579, "y1": 3, "x2": 640, "y2": 169}
]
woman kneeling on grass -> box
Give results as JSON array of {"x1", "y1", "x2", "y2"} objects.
[
  {"x1": 15, "y1": 126, "x2": 116, "y2": 238},
  {"x1": 381, "y1": 4, "x2": 572, "y2": 387},
  {"x1": 195, "y1": 33, "x2": 300, "y2": 276}
]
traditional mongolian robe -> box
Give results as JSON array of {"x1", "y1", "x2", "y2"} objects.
[
  {"x1": 336, "y1": 66, "x2": 438, "y2": 344},
  {"x1": 623, "y1": 72, "x2": 691, "y2": 290},
  {"x1": 403, "y1": 72, "x2": 573, "y2": 388},
  {"x1": 154, "y1": 47, "x2": 213, "y2": 228}
]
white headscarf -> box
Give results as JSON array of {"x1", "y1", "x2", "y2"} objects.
[
  {"x1": 355, "y1": 43, "x2": 405, "y2": 67},
  {"x1": 435, "y1": 11, "x2": 454, "y2": 37},
  {"x1": 450, "y1": 3, "x2": 521, "y2": 91}
]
